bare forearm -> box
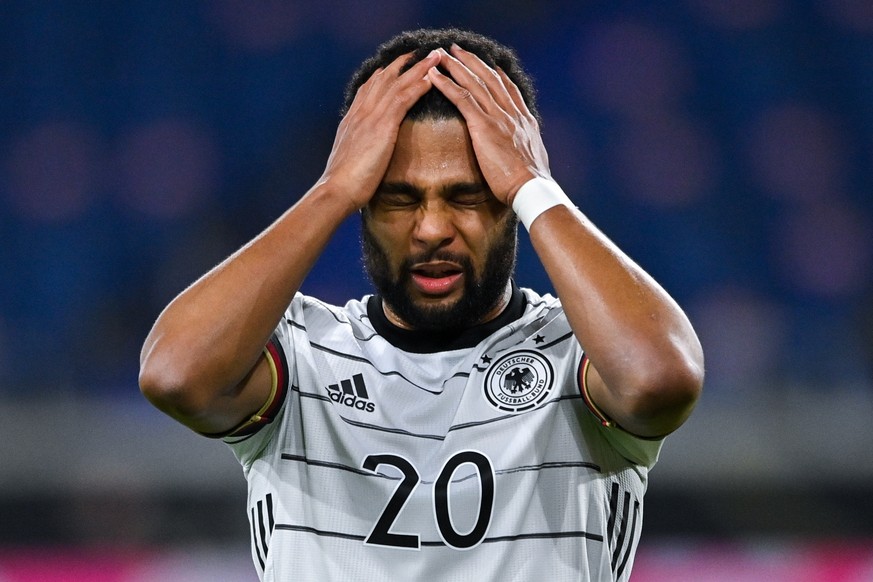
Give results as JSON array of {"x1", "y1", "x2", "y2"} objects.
[
  {"x1": 140, "y1": 52, "x2": 441, "y2": 431},
  {"x1": 529, "y1": 205, "x2": 703, "y2": 435},
  {"x1": 140, "y1": 184, "x2": 355, "y2": 403}
]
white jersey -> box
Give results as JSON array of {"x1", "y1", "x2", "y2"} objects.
[{"x1": 226, "y1": 286, "x2": 663, "y2": 581}]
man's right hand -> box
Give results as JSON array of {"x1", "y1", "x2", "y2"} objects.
[
  {"x1": 140, "y1": 51, "x2": 443, "y2": 437},
  {"x1": 318, "y1": 50, "x2": 441, "y2": 211}
]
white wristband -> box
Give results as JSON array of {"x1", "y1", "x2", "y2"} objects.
[{"x1": 511, "y1": 177, "x2": 575, "y2": 230}]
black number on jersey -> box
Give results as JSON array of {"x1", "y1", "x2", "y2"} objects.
[
  {"x1": 362, "y1": 454, "x2": 419, "y2": 549},
  {"x1": 362, "y1": 450, "x2": 495, "y2": 550},
  {"x1": 434, "y1": 451, "x2": 495, "y2": 549}
]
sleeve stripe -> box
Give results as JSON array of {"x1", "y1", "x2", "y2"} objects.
[
  {"x1": 227, "y1": 337, "x2": 289, "y2": 437},
  {"x1": 578, "y1": 355, "x2": 615, "y2": 428},
  {"x1": 201, "y1": 336, "x2": 290, "y2": 439},
  {"x1": 259, "y1": 339, "x2": 288, "y2": 420}
]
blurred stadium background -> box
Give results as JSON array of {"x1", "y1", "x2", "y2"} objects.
[{"x1": 2, "y1": 1, "x2": 872, "y2": 580}]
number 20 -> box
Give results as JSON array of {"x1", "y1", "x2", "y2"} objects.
[{"x1": 362, "y1": 450, "x2": 495, "y2": 550}]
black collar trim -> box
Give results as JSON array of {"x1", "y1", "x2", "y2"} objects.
[{"x1": 367, "y1": 283, "x2": 526, "y2": 353}]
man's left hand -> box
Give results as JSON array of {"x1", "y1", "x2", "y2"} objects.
[{"x1": 427, "y1": 45, "x2": 551, "y2": 206}]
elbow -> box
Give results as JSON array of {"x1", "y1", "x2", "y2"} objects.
[
  {"x1": 139, "y1": 360, "x2": 180, "y2": 411},
  {"x1": 622, "y1": 351, "x2": 704, "y2": 437},
  {"x1": 139, "y1": 347, "x2": 211, "y2": 421}
]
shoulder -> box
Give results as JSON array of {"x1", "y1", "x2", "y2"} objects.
[
  {"x1": 269, "y1": 293, "x2": 377, "y2": 375},
  {"x1": 287, "y1": 292, "x2": 369, "y2": 317},
  {"x1": 283, "y1": 293, "x2": 373, "y2": 333},
  {"x1": 517, "y1": 287, "x2": 565, "y2": 329},
  {"x1": 519, "y1": 287, "x2": 560, "y2": 311}
]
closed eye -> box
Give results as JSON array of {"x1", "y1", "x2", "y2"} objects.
[
  {"x1": 376, "y1": 192, "x2": 419, "y2": 207},
  {"x1": 448, "y1": 183, "x2": 491, "y2": 207},
  {"x1": 450, "y1": 192, "x2": 490, "y2": 207},
  {"x1": 374, "y1": 182, "x2": 421, "y2": 208}
]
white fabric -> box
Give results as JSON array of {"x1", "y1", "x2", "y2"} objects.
[
  {"x1": 511, "y1": 177, "x2": 575, "y2": 230},
  {"x1": 227, "y1": 289, "x2": 662, "y2": 582}
]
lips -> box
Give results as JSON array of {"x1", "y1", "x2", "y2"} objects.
[{"x1": 409, "y1": 262, "x2": 464, "y2": 296}]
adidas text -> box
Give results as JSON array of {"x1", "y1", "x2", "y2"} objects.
[{"x1": 328, "y1": 391, "x2": 375, "y2": 412}]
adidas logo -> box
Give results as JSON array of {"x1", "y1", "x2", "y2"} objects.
[{"x1": 326, "y1": 373, "x2": 375, "y2": 413}]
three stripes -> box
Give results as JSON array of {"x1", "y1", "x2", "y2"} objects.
[
  {"x1": 251, "y1": 493, "x2": 274, "y2": 571},
  {"x1": 327, "y1": 373, "x2": 369, "y2": 398}
]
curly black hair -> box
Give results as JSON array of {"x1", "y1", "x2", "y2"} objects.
[{"x1": 342, "y1": 28, "x2": 539, "y2": 123}]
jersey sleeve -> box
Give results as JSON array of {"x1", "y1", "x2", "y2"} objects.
[
  {"x1": 223, "y1": 296, "x2": 299, "y2": 466},
  {"x1": 578, "y1": 354, "x2": 664, "y2": 468}
]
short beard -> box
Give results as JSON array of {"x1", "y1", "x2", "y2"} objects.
[{"x1": 361, "y1": 214, "x2": 518, "y2": 331}]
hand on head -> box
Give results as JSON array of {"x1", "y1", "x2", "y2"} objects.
[
  {"x1": 321, "y1": 44, "x2": 550, "y2": 212},
  {"x1": 427, "y1": 45, "x2": 551, "y2": 207},
  {"x1": 319, "y1": 50, "x2": 441, "y2": 212}
]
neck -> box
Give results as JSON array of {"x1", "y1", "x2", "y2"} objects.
[{"x1": 382, "y1": 280, "x2": 513, "y2": 331}]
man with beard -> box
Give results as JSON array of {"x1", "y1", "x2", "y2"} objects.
[{"x1": 140, "y1": 28, "x2": 704, "y2": 582}]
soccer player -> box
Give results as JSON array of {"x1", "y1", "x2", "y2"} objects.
[{"x1": 140, "y1": 28, "x2": 704, "y2": 581}]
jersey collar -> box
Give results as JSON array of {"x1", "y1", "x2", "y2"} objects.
[{"x1": 367, "y1": 281, "x2": 526, "y2": 353}]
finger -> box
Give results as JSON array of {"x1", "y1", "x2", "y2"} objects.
[
  {"x1": 402, "y1": 48, "x2": 442, "y2": 79},
  {"x1": 449, "y1": 44, "x2": 517, "y2": 114},
  {"x1": 386, "y1": 50, "x2": 440, "y2": 109},
  {"x1": 372, "y1": 50, "x2": 441, "y2": 87},
  {"x1": 346, "y1": 66, "x2": 386, "y2": 114},
  {"x1": 495, "y1": 67, "x2": 530, "y2": 116},
  {"x1": 383, "y1": 51, "x2": 417, "y2": 75},
  {"x1": 433, "y1": 48, "x2": 495, "y2": 110},
  {"x1": 427, "y1": 65, "x2": 486, "y2": 119},
  {"x1": 356, "y1": 51, "x2": 439, "y2": 118},
  {"x1": 360, "y1": 54, "x2": 418, "y2": 103}
]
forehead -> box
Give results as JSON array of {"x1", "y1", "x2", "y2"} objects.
[{"x1": 384, "y1": 118, "x2": 484, "y2": 185}]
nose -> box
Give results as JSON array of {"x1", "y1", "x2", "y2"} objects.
[{"x1": 413, "y1": 200, "x2": 456, "y2": 249}]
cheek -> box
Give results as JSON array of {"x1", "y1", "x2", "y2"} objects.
[
  {"x1": 366, "y1": 221, "x2": 409, "y2": 269},
  {"x1": 462, "y1": 215, "x2": 510, "y2": 259},
  {"x1": 459, "y1": 237, "x2": 495, "y2": 277},
  {"x1": 478, "y1": 218, "x2": 518, "y2": 272}
]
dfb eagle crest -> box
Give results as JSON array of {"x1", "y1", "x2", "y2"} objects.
[{"x1": 483, "y1": 350, "x2": 555, "y2": 413}]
